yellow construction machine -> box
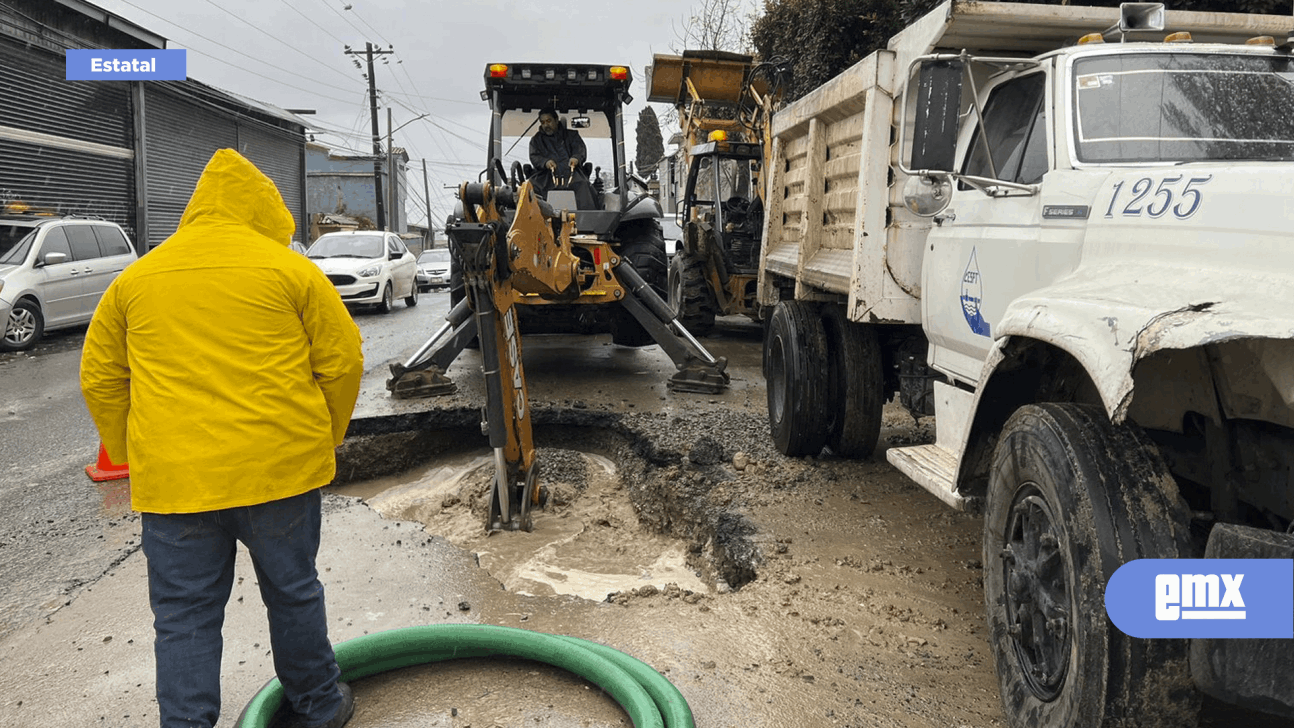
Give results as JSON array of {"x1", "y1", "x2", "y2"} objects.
[
  {"x1": 386, "y1": 63, "x2": 730, "y2": 533},
  {"x1": 647, "y1": 51, "x2": 788, "y2": 336}
]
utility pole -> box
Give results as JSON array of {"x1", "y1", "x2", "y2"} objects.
[
  {"x1": 344, "y1": 42, "x2": 393, "y2": 230},
  {"x1": 422, "y1": 160, "x2": 432, "y2": 248},
  {"x1": 387, "y1": 107, "x2": 395, "y2": 232}
]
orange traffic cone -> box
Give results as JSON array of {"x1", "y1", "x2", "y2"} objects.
[{"x1": 85, "y1": 443, "x2": 130, "y2": 482}]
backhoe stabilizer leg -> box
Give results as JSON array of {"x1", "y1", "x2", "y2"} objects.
[
  {"x1": 385, "y1": 297, "x2": 474, "y2": 398},
  {"x1": 615, "y1": 263, "x2": 730, "y2": 394},
  {"x1": 386, "y1": 363, "x2": 456, "y2": 398}
]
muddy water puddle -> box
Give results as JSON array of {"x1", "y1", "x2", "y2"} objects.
[{"x1": 334, "y1": 447, "x2": 711, "y2": 602}]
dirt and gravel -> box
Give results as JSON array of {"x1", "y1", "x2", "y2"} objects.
[{"x1": 328, "y1": 392, "x2": 1008, "y2": 728}]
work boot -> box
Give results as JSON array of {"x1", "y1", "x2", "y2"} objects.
[
  {"x1": 285, "y1": 682, "x2": 354, "y2": 728},
  {"x1": 313, "y1": 682, "x2": 355, "y2": 728}
]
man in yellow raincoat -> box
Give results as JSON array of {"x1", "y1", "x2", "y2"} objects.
[{"x1": 81, "y1": 149, "x2": 363, "y2": 728}]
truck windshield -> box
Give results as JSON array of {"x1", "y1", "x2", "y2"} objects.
[
  {"x1": 1073, "y1": 52, "x2": 1294, "y2": 163},
  {"x1": 693, "y1": 156, "x2": 757, "y2": 205}
]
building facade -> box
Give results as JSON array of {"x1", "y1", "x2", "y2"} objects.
[
  {"x1": 305, "y1": 141, "x2": 409, "y2": 240},
  {"x1": 1, "y1": 0, "x2": 309, "y2": 251}
]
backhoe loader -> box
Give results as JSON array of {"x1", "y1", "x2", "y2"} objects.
[
  {"x1": 647, "y1": 51, "x2": 788, "y2": 336},
  {"x1": 386, "y1": 63, "x2": 730, "y2": 533}
]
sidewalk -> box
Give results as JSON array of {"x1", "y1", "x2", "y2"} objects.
[{"x1": 0, "y1": 501, "x2": 490, "y2": 728}]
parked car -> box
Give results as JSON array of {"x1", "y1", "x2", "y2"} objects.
[
  {"x1": 416, "y1": 248, "x2": 452, "y2": 292},
  {"x1": 0, "y1": 212, "x2": 138, "y2": 352},
  {"x1": 306, "y1": 230, "x2": 419, "y2": 313}
]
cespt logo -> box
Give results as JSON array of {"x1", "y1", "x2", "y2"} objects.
[{"x1": 1105, "y1": 559, "x2": 1293, "y2": 639}]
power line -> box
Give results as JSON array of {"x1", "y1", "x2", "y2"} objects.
[
  {"x1": 315, "y1": 0, "x2": 371, "y2": 42},
  {"x1": 194, "y1": 0, "x2": 358, "y2": 87},
  {"x1": 383, "y1": 88, "x2": 481, "y2": 108},
  {"x1": 105, "y1": 0, "x2": 363, "y2": 103},
  {"x1": 276, "y1": 0, "x2": 347, "y2": 46}
]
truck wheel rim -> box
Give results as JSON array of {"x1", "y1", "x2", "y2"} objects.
[{"x1": 1003, "y1": 484, "x2": 1071, "y2": 701}]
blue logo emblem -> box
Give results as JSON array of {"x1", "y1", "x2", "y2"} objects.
[
  {"x1": 960, "y1": 248, "x2": 991, "y2": 337},
  {"x1": 1105, "y1": 559, "x2": 1293, "y2": 639}
]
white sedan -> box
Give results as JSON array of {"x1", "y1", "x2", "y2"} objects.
[{"x1": 307, "y1": 231, "x2": 419, "y2": 313}]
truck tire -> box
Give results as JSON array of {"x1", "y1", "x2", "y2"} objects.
[
  {"x1": 822, "y1": 306, "x2": 883, "y2": 458},
  {"x1": 984, "y1": 403, "x2": 1198, "y2": 728},
  {"x1": 611, "y1": 220, "x2": 668, "y2": 347},
  {"x1": 764, "y1": 301, "x2": 829, "y2": 457},
  {"x1": 668, "y1": 252, "x2": 716, "y2": 337}
]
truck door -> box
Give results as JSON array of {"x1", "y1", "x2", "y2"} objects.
[{"x1": 922, "y1": 72, "x2": 1050, "y2": 384}]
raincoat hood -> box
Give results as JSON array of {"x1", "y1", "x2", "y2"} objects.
[
  {"x1": 177, "y1": 148, "x2": 295, "y2": 246},
  {"x1": 80, "y1": 148, "x2": 363, "y2": 514}
]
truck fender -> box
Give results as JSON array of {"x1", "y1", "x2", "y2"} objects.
[
  {"x1": 620, "y1": 194, "x2": 663, "y2": 224},
  {"x1": 954, "y1": 286, "x2": 1294, "y2": 500}
]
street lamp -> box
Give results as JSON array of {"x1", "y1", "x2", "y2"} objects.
[{"x1": 385, "y1": 111, "x2": 429, "y2": 232}]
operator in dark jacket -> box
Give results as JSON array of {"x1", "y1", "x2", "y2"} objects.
[{"x1": 528, "y1": 107, "x2": 596, "y2": 209}]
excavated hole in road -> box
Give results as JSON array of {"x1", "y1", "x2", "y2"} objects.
[{"x1": 332, "y1": 424, "x2": 759, "y2": 602}]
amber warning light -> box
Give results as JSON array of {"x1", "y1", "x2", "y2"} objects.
[{"x1": 489, "y1": 64, "x2": 508, "y2": 79}]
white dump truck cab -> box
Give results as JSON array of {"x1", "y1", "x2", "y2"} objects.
[{"x1": 889, "y1": 5, "x2": 1294, "y2": 726}]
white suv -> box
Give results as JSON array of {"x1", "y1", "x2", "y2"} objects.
[
  {"x1": 306, "y1": 230, "x2": 419, "y2": 313},
  {"x1": 0, "y1": 214, "x2": 138, "y2": 352}
]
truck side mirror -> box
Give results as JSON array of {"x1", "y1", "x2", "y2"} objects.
[{"x1": 910, "y1": 59, "x2": 963, "y2": 173}]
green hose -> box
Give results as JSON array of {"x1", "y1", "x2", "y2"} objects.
[{"x1": 233, "y1": 624, "x2": 694, "y2": 728}]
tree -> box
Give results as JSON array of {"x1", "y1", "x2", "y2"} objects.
[
  {"x1": 751, "y1": 0, "x2": 904, "y2": 102},
  {"x1": 674, "y1": 0, "x2": 754, "y2": 52},
  {"x1": 636, "y1": 107, "x2": 666, "y2": 176}
]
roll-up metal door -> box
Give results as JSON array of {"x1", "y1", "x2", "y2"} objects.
[
  {"x1": 0, "y1": 40, "x2": 136, "y2": 239},
  {"x1": 142, "y1": 86, "x2": 306, "y2": 248},
  {"x1": 142, "y1": 86, "x2": 237, "y2": 248},
  {"x1": 0, "y1": 42, "x2": 132, "y2": 147},
  {"x1": 237, "y1": 124, "x2": 306, "y2": 241}
]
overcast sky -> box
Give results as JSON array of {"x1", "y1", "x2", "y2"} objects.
[{"x1": 90, "y1": 0, "x2": 760, "y2": 228}]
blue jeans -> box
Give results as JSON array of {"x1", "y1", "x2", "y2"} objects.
[{"x1": 141, "y1": 489, "x2": 344, "y2": 728}]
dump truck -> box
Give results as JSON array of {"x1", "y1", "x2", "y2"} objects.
[
  {"x1": 387, "y1": 62, "x2": 730, "y2": 532},
  {"x1": 755, "y1": 2, "x2": 1294, "y2": 726},
  {"x1": 647, "y1": 51, "x2": 788, "y2": 335}
]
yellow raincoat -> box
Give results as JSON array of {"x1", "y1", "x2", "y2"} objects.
[{"x1": 81, "y1": 149, "x2": 364, "y2": 514}]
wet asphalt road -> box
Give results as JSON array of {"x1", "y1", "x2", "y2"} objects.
[{"x1": 0, "y1": 292, "x2": 454, "y2": 642}]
